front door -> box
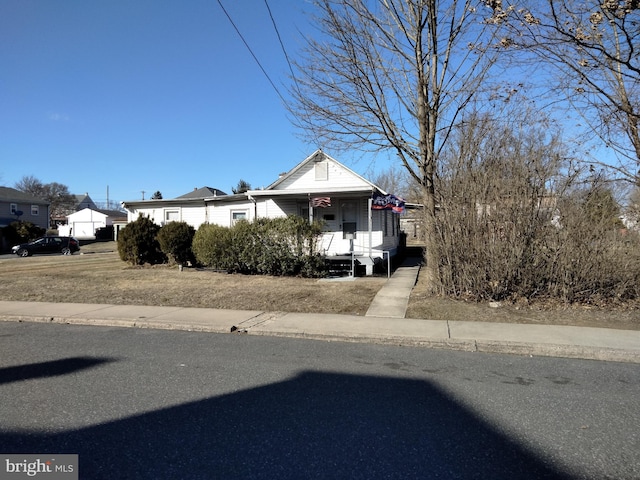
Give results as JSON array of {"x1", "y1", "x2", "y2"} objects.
[{"x1": 341, "y1": 200, "x2": 358, "y2": 252}]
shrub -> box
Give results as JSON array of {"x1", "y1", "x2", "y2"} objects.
[
  {"x1": 192, "y1": 216, "x2": 327, "y2": 277},
  {"x1": 117, "y1": 214, "x2": 166, "y2": 265},
  {"x1": 5, "y1": 221, "x2": 46, "y2": 245},
  {"x1": 192, "y1": 223, "x2": 233, "y2": 270},
  {"x1": 228, "y1": 217, "x2": 326, "y2": 276},
  {"x1": 157, "y1": 221, "x2": 195, "y2": 265}
]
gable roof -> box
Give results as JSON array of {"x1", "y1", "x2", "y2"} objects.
[
  {"x1": 74, "y1": 193, "x2": 97, "y2": 210},
  {"x1": 249, "y1": 150, "x2": 386, "y2": 197},
  {"x1": 0, "y1": 186, "x2": 50, "y2": 205},
  {"x1": 177, "y1": 187, "x2": 227, "y2": 199},
  {"x1": 67, "y1": 207, "x2": 127, "y2": 220}
]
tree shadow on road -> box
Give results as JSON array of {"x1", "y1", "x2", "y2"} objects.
[{"x1": 0, "y1": 371, "x2": 573, "y2": 479}]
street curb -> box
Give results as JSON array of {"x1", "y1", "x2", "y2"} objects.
[
  {"x1": 246, "y1": 330, "x2": 640, "y2": 363},
  {"x1": 0, "y1": 315, "x2": 231, "y2": 334},
  {"x1": 2, "y1": 314, "x2": 638, "y2": 363}
]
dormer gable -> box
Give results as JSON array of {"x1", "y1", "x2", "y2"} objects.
[{"x1": 264, "y1": 150, "x2": 384, "y2": 194}]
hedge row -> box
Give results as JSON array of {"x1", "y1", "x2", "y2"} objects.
[
  {"x1": 117, "y1": 215, "x2": 327, "y2": 277},
  {"x1": 192, "y1": 216, "x2": 326, "y2": 277}
]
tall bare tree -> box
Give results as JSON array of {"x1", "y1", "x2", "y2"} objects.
[
  {"x1": 290, "y1": 0, "x2": 503, "y2": 291},
  {"x1": 495, "y1": 0, "x2": 640, "y2": 186},
  {"x1": 14, "y1": 175, "x2": 76, "y2": 226}
]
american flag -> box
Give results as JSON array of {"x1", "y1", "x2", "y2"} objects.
[{"x1": 311, "y1": 197, "x2": 331, "y2": 208}]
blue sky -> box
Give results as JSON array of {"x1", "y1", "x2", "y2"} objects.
[{"x1": 1, "y1": 0, "x2": 371, "y2": 205}]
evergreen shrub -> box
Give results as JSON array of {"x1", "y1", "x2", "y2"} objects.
[
  {"x1": 157, "y1": 221, "x2": 195, "y2": 265},
  {"x1": 117, "y1": 214, "x2": 166, "y2": 265}
]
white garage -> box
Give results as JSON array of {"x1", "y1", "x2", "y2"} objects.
[{"x1": 62, "y1": 208, "x2": 125, "y2": 240}]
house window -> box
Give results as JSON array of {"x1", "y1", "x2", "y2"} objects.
[
  {"x1": 231, "y1": 210, "x2": 248, "y2": 225},
  {"x1": 31, "y1": 205, "x2": 39, "y2": 216},
  {"x1": 164, "y1": 210, "x2": 180, "y2": 224},
  {"x1": 10, "y1": 203, "x2": 17, "y2": 215}
]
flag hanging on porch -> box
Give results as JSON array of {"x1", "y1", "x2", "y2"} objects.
[
  {"x1": 371, "y1": 192, "x2": 405, "y2": 214},
  {"x1": 311, "y1": 197, "x2": 331, "y2": 208}
]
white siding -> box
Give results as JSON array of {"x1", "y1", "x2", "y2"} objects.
[
  {"x1": 275, "y1": 159, "x2": 372, "y2": 191},
  {"x1": 206, "y1": 200, "x2": 255, "y2": 228},
  {"x1": 179, "y1": 205, "x2": 207, "y2": 229}
]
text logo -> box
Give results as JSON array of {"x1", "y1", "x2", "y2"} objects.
[{"x1": 0, "y1": 455, "x2": 77, "y2": 480}]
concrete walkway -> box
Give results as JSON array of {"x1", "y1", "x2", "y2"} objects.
[
  {"x1": 365, "y1": 257, "x2": 422, "y2": 318},
  {"x1": 0, "y1": 249, "x2": 637, "y2": 364},
  {"x1": 0, "y1": 299, "x2": 638, "y2": 363}
]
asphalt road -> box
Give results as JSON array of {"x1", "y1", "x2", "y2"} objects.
[{"x1": 0, "y1": 321, "x2": 638, "y2": 479}]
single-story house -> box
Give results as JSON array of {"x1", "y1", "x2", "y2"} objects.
[
  {"x1": 122, "y1": 150, "x2": 406, "y2": 275},
  {"x1": 59, "y1": 207, "x2": 128, "y2": 240}
]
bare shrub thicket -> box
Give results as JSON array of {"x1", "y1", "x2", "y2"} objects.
[{"x1": 435, "y1": 112, "x2": 640, "y2": 304}]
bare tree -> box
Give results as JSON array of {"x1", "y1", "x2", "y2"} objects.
[
  {"x1": 14, "y1": 175, "x2": 44, "y2": 196},
  {"x1": 371, "y1": 165, "x2": 411, "y2": 198},
  {"x1": 495, "y1": 0, "x2": 640, "y2": 185},
  {"x1": 290, "y1": 0, "x2": 503, "y2": 291},
  {"x1": 14, "y1": 175, "x2": 76, "y2": 226}
]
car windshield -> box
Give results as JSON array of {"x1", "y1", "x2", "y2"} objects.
[{"x1": 31, "y1": 238, "x2": 46, "y2": 245}]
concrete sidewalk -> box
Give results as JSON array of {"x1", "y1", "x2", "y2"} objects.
[
  {"x1": 365, "y1": 256, "x2": 422, "y2": 318},
  {"x1": 0, "y1": 300, "x2": 638, "y2": 363}
]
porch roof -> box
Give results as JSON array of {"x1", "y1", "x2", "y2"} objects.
[{"x1": 246, "y1": 186, "x2": 377, "y2": 198}]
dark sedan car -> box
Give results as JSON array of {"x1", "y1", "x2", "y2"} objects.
[{"x1": 12, "y1": 236, "x2": 80, "y2": 257}]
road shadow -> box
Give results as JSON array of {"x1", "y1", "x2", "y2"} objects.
[
  {"x1": 0, "y1": 356, "x2": 116, "y2": 385},
  {"x1": 0, "y1": 371, "x2": 573, "y2": 479}
]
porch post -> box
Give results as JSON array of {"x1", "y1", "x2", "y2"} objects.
[
  {"x1": 368, "y1": 197, "x2": 372, "y2": 257},
  {"x1": 367, "y1": 197, "x2": 373, "y2": 275}
]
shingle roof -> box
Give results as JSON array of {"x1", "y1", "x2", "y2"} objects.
[
  {"x1": 99, "y1": 209, "x2": 127, "y2": 218},
  {"x1": 0, "y1": 186, "x2": 49, "y2": 204},
  {"x1": 176, "y1": 187, "x2": 227, "y2": 199}
]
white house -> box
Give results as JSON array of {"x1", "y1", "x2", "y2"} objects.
[
  {"x1": 122, "y1": 151, "x2": 405, "y2": 274},
  {"x1": 60, "y1": 207, "x2": 127, "y2": 240}
]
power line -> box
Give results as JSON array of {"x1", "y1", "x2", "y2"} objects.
[
  {"x1": 216, "y1": 0, "x2": 286, "y2": 103},
  {"x1": 264, "y1": 0, "x2": 297, "y2": 87},
  {"x1": 263, "y1": 0, "x2": 322, "y2": 150}
]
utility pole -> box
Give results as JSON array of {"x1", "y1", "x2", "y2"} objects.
[{"x1": 141, "y1": 190, "x2": 145, "y2": 200}]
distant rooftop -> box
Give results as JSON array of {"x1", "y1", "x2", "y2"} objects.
[{"x1": 176, "y1": 187, "x2": 227, "y2": 199}]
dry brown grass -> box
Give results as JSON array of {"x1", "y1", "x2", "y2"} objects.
[
  {"x1": 407, "y1": 271, "x2": 640, "y2": 331},
  {"x1": 1, "y1": 241, "x2": 637, "y2": 330},
  {"x1": 0, "y1": 242, "x2": 385, "y2": 315}
]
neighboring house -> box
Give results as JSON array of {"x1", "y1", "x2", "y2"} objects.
[
  {"x1": 0, "y1": 186, "x2": 50, "y2": 251},
  {"x1": 74, "y1": 193, "x2": 98, "y2": 211},
  {"x1": 59, "y1": 208, "x2": 127, "y2": 240},
  {"x1": 52, "y1": 192, "x2": 100, "y2": 226},
  {"x1": 0, "y1": 186, "x2": 50, "y2": 229},
  {"x1": 122, "y1": 150, "x2": 405, "y2": 275}
]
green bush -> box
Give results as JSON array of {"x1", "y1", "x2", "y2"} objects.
[
  {"x1": 117, "y1": 214, "x2": 166, "y2": 265},
  {"x1": 192, "y1": 216, "x2": 327, "y2": 277},
  {"x1": 157, "y1": 221, "x2": 195, "y2": 265},
  {"x1": 192, "y1": 223, "x2": 233, "y2": 270},
  {"x1": 5, "y1": 221, "x2": 46, "y2": 245}
]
